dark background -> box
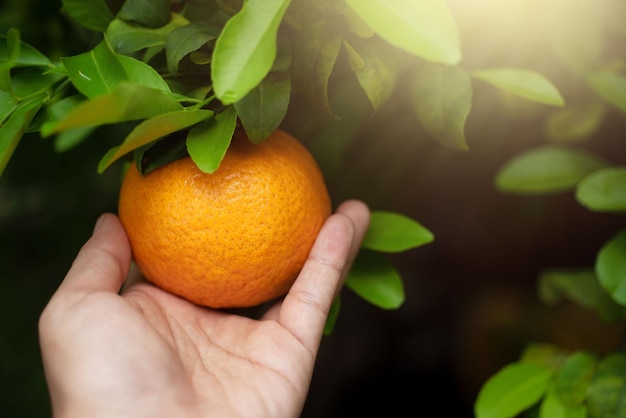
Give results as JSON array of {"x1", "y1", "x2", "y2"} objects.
[{"x1": 2, "y1": 1, "x2": 625, "y2": 416}]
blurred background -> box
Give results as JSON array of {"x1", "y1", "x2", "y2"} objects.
[{"x1": 1, "y1": 0, "x2": 625, "y2": 416}]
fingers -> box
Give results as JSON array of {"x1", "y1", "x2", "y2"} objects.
[
  {"x1": 56, "y1": 213, "x2": 132, "y2": 296},
  {"x1": 278, "y1": 200, "x2": 370, "y2": 354}
]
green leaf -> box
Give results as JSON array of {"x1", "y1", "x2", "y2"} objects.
[
  {"x1": 211, "y1": 0, "x2": 291, "y2": 104},
  {"x1": 10, "y1": 67, "x2": 64, "y2": 101},
  {"x1": 0, "y1": 94, "x2": 46, "y2": 176},
  {"x1": 520, "y1": 343, "x2": 569, "y2": 372},
  {"x1": 166, "y1": 22, "x2": 219, "y2": 77},
  {"x1": 344, "y1": 38, "x2": 400, "y2": 110},
  {"x1": 587, "y1": 353, "x2": 626, "y2": 418},
  {"x1": 117, "y1": 0, "x2": 172, "y2": 28},
  {"x1": 135, "y1": 135, "x2": 189, "y2": 175},
  {"x1": 61, "y1": 0, "x2": 114, "y2": 32},
  {"x1": 554, "y1": 351, "x2": 597, "y2": 407},
  {"x1": 577, "y1": 167, "x2": 626, "y2": 212},
  {"x1": 545, "y1": 100, "x2": 606, "y2": 143},
  {"x1": 345, "y1": 251, "x2": 404, "y2": 309},
  {"x1": 0, "y1": 90, "x2": 18, "y2": 122},
  {"x1": 362, "y1": 211, "x2": 433, "y2": 253},
  {"x1": 473, "y1": 68, "x2": 565, "y2": 107},
  {"x1": 41, "y1": 82, "x2": 183, "y2": 136},
  {"x1": 538, "y1": 268, "x2": 626, "y2": 322},
  {"x1": 61, "y1": 39, "x2": 128, "y2": 99},
  {"x1": 54, "y1": 127, "x2": 97, "y2": 153},
  {"x1": 117, "y1": 55, "x2": 171, "y2": 92},
  {"x1": 344, "y1": 0, "x2": 461, "y2": 65},
  {"x1": 474, "y1": 362, "x2": 553, "y2": 418},
  {"x1": 588, "y1": 71, "x2": 626, "y2": 114},
  {"x1": 98, "y1": 109, "x2": 213, "y2": 172},
  {"x1": 495, "y1": 146, "x2": 608, "y2": 195},
  {"x1": 411, "y1": 63, "x2": 472, "y2": 150},
  {"x1": 234, "y1": 72, "x2": 290, "y2": 143},
  {"x1": 186, "y1": 106, "x2": 237, "y2": 173},
  {"x1": 106, "y1": 14, "x2": 190, "y2": 54},
  {"x1": 596, "y1": 229, "x2": 626, "y2": 306},
  {"x1": 0, "y1": 33, "x2": 51, "y2": 67},
  {"x1": 0, "y1": 28, "x2": 20, "y2": 92},
  {"x1": 539, "y1": 389, "x2": 588, "y2": 418},
  {"x1": 323, "y1": 296, "x2": 341, "y2": 336}
]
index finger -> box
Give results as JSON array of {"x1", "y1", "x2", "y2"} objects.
[{"x1": 278, "y1": 200, "x2": 370, "y2": 353}]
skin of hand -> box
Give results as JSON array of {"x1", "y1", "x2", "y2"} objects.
[{"x1": 38, "y1": 200, "x2": 370, "y2": 418}]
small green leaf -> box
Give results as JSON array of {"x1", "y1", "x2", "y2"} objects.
[
  {"x1": 344, "y1": 38, "x2": 400, "y2": 110},
  {"x1": 0, "y1": 33, "x2": 52, "y2": 67},
  {"x1": 473, "y1": 68, "x2": 565, "y2": 107},
  {"x1": 596, "y1": 229, "x2": 626, "y2": 306},
  {"x1": 323, "y1": 296, "x2": 341, "y2": 336},
  {"x1": 474, "y1": 362, "x2": 553, "y2": 418},
  {"x1": 588, "y1": 71, "x2": 626, "y2": 114},
  {"x1": 166, "y1": 22, "x2": 219, "y2": 76},
  {"x1": 234, "y1": 72, "x2": 290, "y2": 143},
  {"x1": 117, "y1": 55, "x2": 171, "y2": 92},
  {"x1": 362, "y1": 211, "x2": 433, "y2": 253},
  {"x1": 538, "y1": 268, "x2": 626, "y2": 322},
  {"x1": 61, "y1": 0, "x2": 114, "y2": 32},
  {"x1": 539, "y1": 389, "x2": 588, "y2": 418},
  {"x1": 61, "y1": 39, "x2": 128, "y2": 99},
  {"x1": 99, "y1": 109, "x2": 213, "y2": 172},
  {"x1": 54, "y1": 127, "x2": 97, "y2": 153},
  {"x1": 495, "y1": 146, "x2": 607, "y2": 195},
  {"x1": 41, "y1": 82, "x2": 183, "y2": 136},
  {"x1": 345, "y1": 251, "x2": 404, "y2": 310},
  {"x1": 117, "y1": 0, "x2": 172, "y2": 28},
  {"x1": 555, "y1": 351, "x2": 597, "y2": 407},
  {"x1": 211, "y1": 0, "x2": 291, "y2": 104},
  {"x1": 186, "y1": 106, "x2": 237, "y2": 173},
  {"x1": 106, "y1": 14, "x2": 190, "y2": 54},
  {"x1": 587, "y1": 353, "x2": 626, "y2": 418},
  {"x1": 545, "y1": 100, "x2": 606, "y2": 143},
  {"x1": 0, "y1": 94, "x2": 46, "y2": 176},
  {"x1": 577, "y1": 167, "x2": 626, "y2": 212},
  {"x1": 411, "y1": 63, "x2": 472, "y2": 150},
  {"x1": 345, "y1": 0, "x2": 461, "y2": 65}
]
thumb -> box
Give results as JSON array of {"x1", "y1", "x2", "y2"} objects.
[{"x1": 57, "y1": 213, "x2": 132, "y2": 295}]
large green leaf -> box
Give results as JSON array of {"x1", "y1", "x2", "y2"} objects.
[
  {"x1": 345, "y1": 251, "x2": 404, "y2": 310},
  {"x1": 106, "y1": 14, "x2": 190, "y2": 54},
  {"x1": 588, "y1": 71, "x2": 626, "y2": 114},
  {"x1": 0, "y1": 94, "x2": 46, "y2": 176},
  {"x1": 344, "y1": 38, "x2": 400, "y2": 110},
  {"x1": 577, "y1": 167, "x2": 626, "y2": 212},
  {"x1": 362, "y1": 211, "x2": 433, "y2": 253},
  {"x1": 61, "y1": 39, "x2": 128, "y2": 99},
  {"x1": 474, "y1": 362, "x2": 553, "y2": 418},
  {"x1": 473, "y1": 68, "x2": 565, "y2": 107},
  {"x1": 538, "y1": 268, "x2": 626, "y2": 322},
  {"x1": 345, "y1": 0, "x2": 461, "y2": 65},
  {"x1": 117, "y1": 0, "x2": 172, "y2": 28},
  {"x1": 41, "y1": 82, "x2": 183, "y2": 136},
  {"x1": 411, "y1": 63, "x2": 472, "y2": 150},
  {"x1": 98, "y1": 109, "x2": 213, "y2": 172},
  {"x1": 495, "y1": 146, "x2": 607, "y2": 194},
  {"x1": 234, "y1": 72, "x2": 290, "y2": 143},
  {"x1": 596, "y1": 229, "x2": 626, "y2": 306},
  {"x1": 186, "y1": 106, "x2": 237, "y2": 173},
  {"x1": 587, "y1": 353, "x2": 626, "y2": 418},
  {"x1": 554, "y1": 351, "x2": 597, "y2": 407},
  {"x1": 61, "y1": 0, "x2": 114, "y2": 32},
  {"x1": 166, "y1": 22, "x2": 219, "y2": 76},
  {"x1": 211, "y1": 0, "x2": 291, "y2": 104}
]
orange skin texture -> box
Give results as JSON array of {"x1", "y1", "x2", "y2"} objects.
[{"x1": 118, "y1": 129, "x2": 331, "y2": 309}]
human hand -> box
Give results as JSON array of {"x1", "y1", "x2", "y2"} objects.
[{"x1": 39, "y1": 200, "x2": 370, "y2": 418}]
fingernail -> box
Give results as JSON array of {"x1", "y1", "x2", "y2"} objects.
[{"x1": 93, "y1": 214, "x2": 107, "y2": 233}]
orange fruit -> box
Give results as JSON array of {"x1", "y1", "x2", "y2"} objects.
[{"x1": 118, "y1": 129, "x2": 331, "y2": 308}]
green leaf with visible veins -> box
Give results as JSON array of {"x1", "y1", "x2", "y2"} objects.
[
  {"x1": 412, "y1": 63, "x2": 472, "y2": 150},
  {"x1": 212, "y1": 0, "x2": 291, "y2": 104}
]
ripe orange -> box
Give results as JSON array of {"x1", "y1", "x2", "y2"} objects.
[{"x1": 118, "y1": 129, "x2": 331, "y2": 308}]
